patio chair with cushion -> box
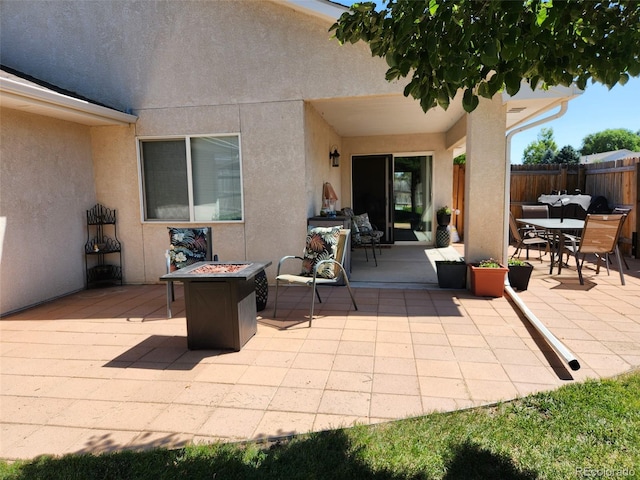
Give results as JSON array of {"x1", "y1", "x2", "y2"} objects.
[
  {"x1": 343, "y1": 208, "x2": 383, "y2": 266},
  {"x1": 559, "y1": 213, "x2": 627, "y2": 285},
  {"x1": 273, "y1": 226, "x2": 357, "y2": 326},
  {"x1": 509, "y1": 212, "x2": 550, "y2": 261},
  {"x1": 166, "y1": 227, "x2": 218, "y2": 318}
]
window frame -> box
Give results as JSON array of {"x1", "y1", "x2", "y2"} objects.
[{"x1": 137, "y1": 133, "x2": 244, "y2": 223}]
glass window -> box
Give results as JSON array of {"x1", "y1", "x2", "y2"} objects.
[{"x1": 140, "y1": 135, "x2": 243, "y2": 222}]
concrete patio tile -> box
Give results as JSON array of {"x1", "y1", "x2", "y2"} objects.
[
  {"x1": 492, "y1": 348, "x2": 547, "y2": 366},
  {"x1": 292, "y1": 352, "x2": 335, "y2": 370},
  {"x1": 326, "y1": 371, "x2": 373, "y2": 393},
  {"x1": 2, "y1": 425, "x2": 89, "y2": 459},
  {"x1": 197, "y1": 407, "x2": 265, "y2": 440},
  {"x1": 337, "y1": 340, "x2": 376, "y2": 356},
  {"x1": 0, "y1": 374, "x2": 63, "y2": 396},
  {"x1": 502, "y1": 364, "x2": 561, "y2": 385},
  {"x1": 172, "y1": 382, "x2": 233, "y2": 406},
  {"x1": 281, "y1": 368, "x2": 330, "y2": 389},
  {"x1": 269, "y1": 387, "x2": 324, "y2": 413},
  {"x1": 370, "y1": 393, "x2": 423, "y2": 419},
  {"x1": 92, "y1": 402, "x2": 166, "y2": 431},
  {"x1": 376, "y1": 330, "x2": 413, "y2": 344},
  {"x1": 372, "y1": 373, "x2": 420, "y2": 395},
  {"x1": 193, "y1": 364, "x2": 249, "y2": 384},
  {"x1": 408, "y1": 323, "x2": 445, "y2": 334},
  {"x1": 452, "y1": 346, "x2": 498, "y2": 363},
  {"x1": 341, "y1": 328, "x2": 377, "y2": 342},
  {"x1": 253, "y1": 350, "x2": 297, "y2": 368},
  {"x1": 465, "y1": 379, "x2": 520, "y2": 403},
  {"x1": 332, "y1": 354, "x2": 374, "y2": 373},
  {"x1": 147, "y1": 403, "x2": 212, "y2": 434},
  {"x1": 219, "y1": 384, "x2": 277, "y2": 410},
  {"x1": 254, "y1": 411, "x2": 316, "y2": 440},
  {"x1": 413, "y1": 344, "x2": 456, "y2": 361},
  {"x1": 376, "y1": 342, "x2": 414, "y2": 358},
  {"x1": 459, "y1": 361, "x2": 510, "y2": 382},
  {"x1": 421, "y1": 396, "x2": 459, "y2": 413},
  {"x1": 299, "y1": 338, "x2": 340, "y2": 354},
  {"x1": 0, "y1": 396, "x2": 73, "y2": 425},
  {"x1": 373, "y1": 356, "x2": 417, "y2": 375},
  {"x1": 416, "y1": 359, "x2": 462, "y2": 379},
  {"x1": 447, "y1": 334, "x2": 489, "y2": 348},
  {"x1": 418, "y1": 377, "x2": 469, "y2": 399},
  {"x1": 237, "y1": 365, "x2": 288, "y2": 386},
  {"x1": 318, "y1": 390, "x2": 371, "y2": 417}
]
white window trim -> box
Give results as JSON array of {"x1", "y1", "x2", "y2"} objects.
[{"x1": 136, "y1": 133, "x2": 245, "y2": 223}]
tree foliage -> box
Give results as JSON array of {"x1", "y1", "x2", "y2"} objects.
[
  {"x1": 332, "y1": 1, "x2": 640, "y2": 113},
  {"x1": 522, "y1": 127, "x2": 557, "y2": 164},
  {"x1": 554, "y1": 145, "x2": 580, "y2": 164},
  {"x1": 579, "y1": 128, "x2": 640, "y2": 155}
]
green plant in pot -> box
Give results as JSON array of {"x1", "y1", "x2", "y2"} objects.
[
  {"x1": 436, "y1": 206, "x2": 452, "y2": 227},
  {"x1": 435, "y1": 259, "x2": 466, "y2": 289},
  {"x1": 507, "y1": 258, "x2": 534, "y2": 291},
  {"x1": 468, "y1": 258, "x2": 508, "y2": 297}
]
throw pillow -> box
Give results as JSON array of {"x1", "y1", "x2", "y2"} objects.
[
  {"x1": 301, "y1": 226, "x2": 341, "y2": 278},
  {"x1": 168, "y1": 227, "x2": 209, "y2": 271},
  {"x1": 353, "y1": 213, "x2": 373, "y2": 233}
]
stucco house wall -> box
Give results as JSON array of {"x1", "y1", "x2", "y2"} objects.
[{"x1": 0, "y1": 108, "x2": 96, "y2": 313}]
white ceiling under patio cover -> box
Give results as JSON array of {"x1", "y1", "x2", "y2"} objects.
[{"x1": 309, "y1": 83, "x2": 583, "y2": 139}]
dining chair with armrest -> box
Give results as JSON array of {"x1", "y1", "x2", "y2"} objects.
[
  {"x1": 509, "y1": 212, "x2": 550, "y2": 261},
  {"x1": 273, "y1": 227, "x2": 357, "y2": 327},
  {"x1": 559, "y1": 214, "x2": 627, "y2": 285},
  {"x1": 611, "y1": 207, "x2": 631, "y2": 269}
]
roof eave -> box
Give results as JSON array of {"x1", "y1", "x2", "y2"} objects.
[{"x1": 0, "y1": 76, "x2": 137, "y2": 126}]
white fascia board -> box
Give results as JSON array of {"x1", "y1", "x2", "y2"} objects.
[
  {"x1": 0, "y1": 76, "x2": 137, "y2": 126},
  {"x1": 503, "y1": 81, "x2": 584, "y2": 102},
  {"x1": 279, "y1": 0, "x2": 349, "y2": 22}
]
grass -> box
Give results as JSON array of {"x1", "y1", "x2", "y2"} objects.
[{"x1": 1, "y1": 370, "x2": 639, "y2": 480}]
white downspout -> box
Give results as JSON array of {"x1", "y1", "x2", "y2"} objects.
[{"x1": 502, "y1": 100, "x2": 580, "y2": 371}]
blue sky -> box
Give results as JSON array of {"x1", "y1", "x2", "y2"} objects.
[{"x1": 509, "y1": 76, "x2": 640, "y2": 164}]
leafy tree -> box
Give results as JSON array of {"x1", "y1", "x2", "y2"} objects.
[
  {"x1": 541, "y1": 148, "x2": 555, "y2": 164},
  {"x1": 553, "y1": 145, "x2": 580, "y2": 164},
  {"x1": 522, "y1": 128, "x2": 557, "y2": 164},
  {"x1": 579, "y1": 128, "x2": 640, "y2": 155},
  {"x1": 332, "y1": 1, "x2": 640, "y2": 113}
]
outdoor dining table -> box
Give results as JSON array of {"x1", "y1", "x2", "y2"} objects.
[{"x1": 517, "y1": 217, "x2": 585, "y2": 274}]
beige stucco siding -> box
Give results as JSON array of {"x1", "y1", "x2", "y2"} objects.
[
  {"x1": 0, "y1": 1, "x2": 395, "y2": 112},
  {"x1": 0, "y1": 108, "x2": 96, "y2": 314}
]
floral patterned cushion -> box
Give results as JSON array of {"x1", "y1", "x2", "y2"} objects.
[
  {"x1": 353, "y1": 213, "x2": 373, "y2": 232},
  {"x1": 301, "y1": 226, "x2": 341, "y2": 279},
  {"x1": 167, "y1": 227, "x2": 210, "y2": 271}
]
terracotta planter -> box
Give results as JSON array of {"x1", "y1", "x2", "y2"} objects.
[
  {"x1": 468, "y1": 263, "x2": 508, "y2": 297},
  {"x1": 436, "y1": 261, "x2": 467, "y2": 289},
  {"x1": 508, "y1": 262, "x2": 534, "y2": 291}
]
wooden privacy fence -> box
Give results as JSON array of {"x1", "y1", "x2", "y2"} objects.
[{"x1": 452, "y1": 158, "x2": 639, "y2": 257}]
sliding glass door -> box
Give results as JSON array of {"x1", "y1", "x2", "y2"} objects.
[
  {"x1": 393, "y1": 155, "x2": 432, "y2": 243},
  {"x1": 352, "y1": 154, "x2": 432, "y2": 244}
]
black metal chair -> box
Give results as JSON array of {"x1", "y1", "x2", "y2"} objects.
[{"x1": 509, "y1": 212, "x2": 550, "y2": 261}]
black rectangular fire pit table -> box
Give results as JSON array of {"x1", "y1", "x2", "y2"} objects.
[{"x1": 160, "y1": 261, "x2": 271, "y2": 351}]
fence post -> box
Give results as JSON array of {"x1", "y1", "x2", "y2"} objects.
[
  {"x1": 577, "y1": 164, "x2": 586, "y2": 193},
  {"x1": 560, "y1": 164, "x2": 568, "y2": 191}
]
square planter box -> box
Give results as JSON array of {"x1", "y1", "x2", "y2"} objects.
[
  {"x1": 469, "y1": 263, "x2": 508, "y2": 297},
  {"x1": 508, "y1": 262, "x2": 534, "y2": 291},
  {"x1": 436, "y1": 261, "x2": 467, "y2": 289}
]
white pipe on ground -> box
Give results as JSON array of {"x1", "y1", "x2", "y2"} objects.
[
  {"x1": 502, "y1": 100, "x2": 579, "y2": 371},
  {"x1": 504, "y1": 282, "x2": 581, "y2": 371}
]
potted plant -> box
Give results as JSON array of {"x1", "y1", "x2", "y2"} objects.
[
  {"x1": 435, "y1": 259, "x2": 467, "y2": 289},
  {"x1": 507, "y1": 258, "x2": 534, "y2": 291},
  {"x1": 468, "y1": 258, "x2": 508, "y2": 297},
  {"x1": 436, "y1": 206, "x2": 452, "y2": 226}
]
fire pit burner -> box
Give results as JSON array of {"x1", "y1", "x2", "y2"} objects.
[{"x1": 191, "y1": 263, "x2": 249, "y2": 274}]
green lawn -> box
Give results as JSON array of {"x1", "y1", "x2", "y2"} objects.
[{"x1": 2, "y1": 370, "x2": 639, "y2": 480}]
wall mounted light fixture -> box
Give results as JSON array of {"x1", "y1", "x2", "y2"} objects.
[{"x1": 329, "y1": 146, "x2": 340, "y2": 167}]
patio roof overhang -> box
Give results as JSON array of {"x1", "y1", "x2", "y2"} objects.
[
  {"x1": 0, "y1": 70, "x2": 138, "y2": 126},
  {"x1": 308, "y1": 82, "x2": 583, "y2": 150}
]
